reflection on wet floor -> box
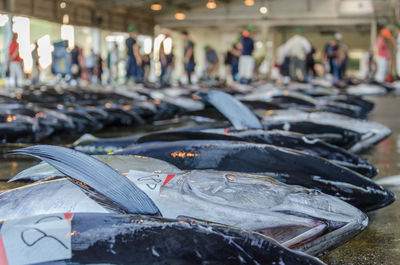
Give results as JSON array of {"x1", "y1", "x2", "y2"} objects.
[{"x1": 0, "y1": 96, "x2": 399, "y2": 264}]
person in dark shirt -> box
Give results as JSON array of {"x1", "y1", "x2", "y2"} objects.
[
  {"x1": 323, "y1": 37, "x2": 339, "y2": 82},
  {"x1": 125, "y1": 24, "x2": 142, "y2": 84},
  {"x1": 205, "y1": 45, "x2": 219, "y2": 80},
  {"x1": 237, "y1": 27, "x2": 255, "y2": 84},
  {"x1": 70, "y1": 45, "x2": 81, "y2": 81},
  {"x1": 182, "y1": 31, "x2": 195, "y2": 85}
]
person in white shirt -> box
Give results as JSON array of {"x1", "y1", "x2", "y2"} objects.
[{"x1": 284, "y1": 28, "x2": 311, "y2": 82}]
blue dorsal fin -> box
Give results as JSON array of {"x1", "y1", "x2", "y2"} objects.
[
  {"x1": 11, "y1": 145, "x2": 160, "y2": 215},
  {"x1": 195, "y1": 90, "x2": 262, "y2": 130}
]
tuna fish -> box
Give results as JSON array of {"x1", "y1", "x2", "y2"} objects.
[{"x1": 3, "y1": 146, "x2": 367, "y2": 255}]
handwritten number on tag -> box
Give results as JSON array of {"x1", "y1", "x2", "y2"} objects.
[{"x1": 20, "y1": 215, "x2": 69, "y2": 249}]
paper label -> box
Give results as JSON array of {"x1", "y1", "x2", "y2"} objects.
[
  {"x1": 127, "y1": 170, "x2": 176, "y2": 199},
  {"x1": 0, "y1": 213, "x2": 73, "y2": 265}
]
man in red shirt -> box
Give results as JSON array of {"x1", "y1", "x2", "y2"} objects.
[
  {"x1": 375, "y1": 28, "x2": 393, "y2": 83},
  {"x1": 8, "y1": 33, "x2": 24, "y2": 87}
]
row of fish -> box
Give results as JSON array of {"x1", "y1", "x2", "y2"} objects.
[
  {"x1": 0, "y1": 84, "x2": 395, "y2": 264},
  {"x1": 0, "y1": 81, "x2": 392, "y2": 143}
]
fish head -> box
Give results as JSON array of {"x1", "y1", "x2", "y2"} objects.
[{"x1": 183, "y1": 170, "x2": 368, "y2": 256}]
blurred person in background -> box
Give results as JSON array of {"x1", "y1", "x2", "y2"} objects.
[
  {"x1": 30, "y1": 42, "x2": 40, "y2": 86},
  {"x1": 205, "y1": 45, "x2": 219, "y2": 81},
  {"x1": 125, "y1": 24, "x2": 142, "y2": 84},
  {"x1": 94, "y1": 53, "x2": 103, "y2": 84},
  {"x1": 224, "y1": 40, "x2": 241, "y2": 84},
  {"x1": 277, "y1": 43, "x2": 290, "y2": 84},
  {"x1": 159, "y1": 36, "x2": 175, "y2": 87},
  {"x1": 70, "y1": 45, "x2": 82, "y2": 83},
  {"x1": 375, "y1": 28, "x2": 393, "y2": 83},
  {"x1": 8, "y1": 32, "x2": 24, "y2": 87},
  {"x1": 142, "y1": 53, "x2": 151, "y2": 83},
  {"x1": 237, "y1": 26, "x2": 255, "y2": 84},
  {"x1": 285, "y1": 28, "x2": 311, "y2": 82},
  {"x1": 85, "y1": 49, "x2": 96, "y2": 83},
  {"x1": 306, "y1": 44, "x2": 316, "y2": 81},
  {"x1": 395, "y1": 24, "x2": 400, "y2": 79},
  {"x1": 108, "y1": 43, "x2": 119, "y2": 84},
  {"x1": 182, "y1": 31, "x2": 195, "y2": 85},
  {"x1": 335, "y1": 33, "x2": 348, "y2": 81},
  {"x1": 323, "y1": 36, "x2": 339, "y2": 83}
]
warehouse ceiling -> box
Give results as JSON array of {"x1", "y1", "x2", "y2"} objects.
[
  {"x1": 90, "y1": 0, "x2": 398, "y2": 27},
  {"x1": 2, "y1": 0, "x2": 399, "y2": 32}
]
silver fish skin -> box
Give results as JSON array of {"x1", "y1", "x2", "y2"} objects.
[
  {"x1": 2, "y1": 167, "x2": 367, "y2": 256},
  {"x1": 261, "y1": 110, "x2": 391, "y2": 152}
]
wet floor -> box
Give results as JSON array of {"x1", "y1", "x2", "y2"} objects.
[
  {"x1": 322, "y1": 96, "x2": 400, "y2": 265},
  {"x1": 0, "y1": 96, "x2": 399, "y2": 264}
]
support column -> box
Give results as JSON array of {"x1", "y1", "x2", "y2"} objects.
[
  {"x1": 370, "y1": 19, "x2": 377, "y2": 53},
  {"x1": 91, "y1": 27, "x2": 100, "y2": 54}
]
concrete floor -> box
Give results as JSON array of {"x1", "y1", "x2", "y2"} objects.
[{"x1": 323, "y1": 96, "x2": 400, "y2": 264}]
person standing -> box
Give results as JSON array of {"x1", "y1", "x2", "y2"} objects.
[
  {"x1": 85, "y1": 49, "x2": 96, "y2": 83},
  {"x1": 30, "y1": 42, "x2": 40, "y2": 86},
  {"x1": 306, "y1": 44, "x2": 316, "y2": 80},
  {"x1": 395, "y1": 25, "x2": 400, "y2": 79},
  {"x1": 334, "y1": 33, "x2": 348, "y2": 81},
  {"x1": 237, "y1": 27, "x2": 254, "y2": 84},
  {"x1": 160, "y1": 36, "x2": 175, "y2": 86},
  {"x1": 375, "y1": 28, "x2": 392, "y2": 83},
  {"x1": 125, "y1": 25, "x2": 142, "y2": 84},
  {"x1": 108, "y1": 43, "x2": 119, "y2": 84},
  {"x1": 70, "y1": 45, "x2": 82, "y2": 83},
  {"x1": 323, "y1": 37, "x2": 339, "y2": 83},
  {"x1": 182, "y1": 31, "x2": 195, "y2": 85},
  {"x1": 205, "y1": 45, "x2": 219, "y2": 80},
  {"x1": 8, "y1": 33, "x2": 24, "y2": 87},
  {"x1": 94, "y1": 53, "x2": 103, "y2": 84},
  {"x1": 285, "y1": 28, "x2": 311, "y2": 82}
]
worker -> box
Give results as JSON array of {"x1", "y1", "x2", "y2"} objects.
[
  {"x1": 237, "y1": 26, "x2": 255, "y2": 84},
  {"x1": 182, "y1": 31, "x2": 195, "y2": 85},
  {"x1": 125, "y1": 24, "x2": 142, "y2": 84},
  {"x1": 285, "y1": 28, "x2": 311, "y2": 82},
  {"x1": 375, "y1": 28, "x2": 392, "y2": 83},
  {"x1": 8, "y1": 32, "x2": 24, "y2": 87}
]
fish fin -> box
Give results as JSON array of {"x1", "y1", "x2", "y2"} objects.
[
  {"x1": 72, "y1": 133, "x2": 99, "y2": 146},
  {"x1": 9, "y1": 161, "x2": 62, "y2": 182},
  {"x1": 11, "y1": 145, "x2": 160, "y2": 215},
  {"x1": 195, "y1": 90, "x2": 262, "y2": 130}
]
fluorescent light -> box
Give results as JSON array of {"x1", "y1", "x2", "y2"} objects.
[
  {"x1": 174, "y1": 12, "x2": 186, "y2": 20},
  {"x1": 259, "y1": 6, "x2": 267, "y2": 14},
  {"x1": 150, "y1": 4, "x2": 162, "y2": 11},
  {"x1": 244, "y1": 0, "x2": 254, "y2": 6},
  {"x1": 62, "y1": 14, "x2": 69, "y2": 24},
  {"x1": 206, "y1": 0, "x2": 217, "y2": 9}
]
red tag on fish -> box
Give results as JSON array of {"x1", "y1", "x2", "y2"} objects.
[
  {"x1": 162, "y1": 174, "x2": 176, "y2": 186},
  {"x1": 0, "y1": 235, "x2": 9, "y2": 265}
]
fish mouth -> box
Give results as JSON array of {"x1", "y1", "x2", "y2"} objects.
[{"x1": 256, "y1": 210, "x2": 368, "y2": 256}]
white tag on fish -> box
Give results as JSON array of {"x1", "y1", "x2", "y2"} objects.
[
  {"x1": 127, "y1": 170, "x2": 176, "y2": 200},
  {"x1": 0, "y1": 213, "x2": 73, "y2": 265}
]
